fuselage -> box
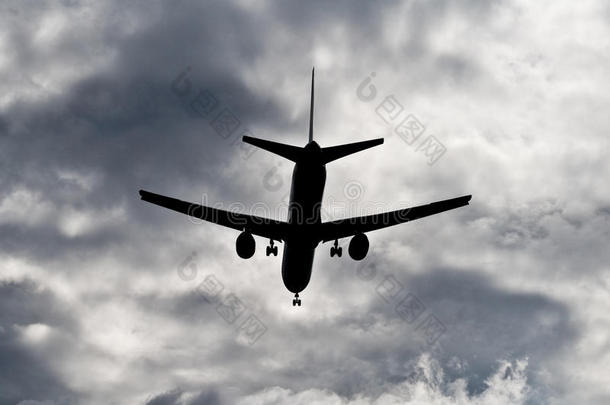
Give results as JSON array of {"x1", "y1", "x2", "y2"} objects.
[{"x1": 281, "y1": 141, "x2": 326, "y2": 293}]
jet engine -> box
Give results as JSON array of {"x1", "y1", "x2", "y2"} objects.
[
  {"x1": 236, "y1": 231, "x2": 255, "y2": 259},
  {"x1": 348, "y1": 233, "x2": 369, "y2": 261}
]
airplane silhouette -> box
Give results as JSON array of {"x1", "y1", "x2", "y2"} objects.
[{"x1": 139, "y1": 68, "x2": 471, "y2": 306}]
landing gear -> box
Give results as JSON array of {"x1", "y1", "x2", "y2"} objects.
[
  {"x1": 330, "y1": 239, "x2": 342, "y2": 258},
  {"x1": 292, "y1": 293, "x2": 301, "y2": 306},
  {"x1": 266, "y1": 239, "x2": 278, "y2": 256}
]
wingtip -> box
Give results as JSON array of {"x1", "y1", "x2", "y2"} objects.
[{"x1": 242, "y1": 135, "x2": 259, "y2": 145}]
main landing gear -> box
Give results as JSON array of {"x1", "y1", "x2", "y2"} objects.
[
  {"x1": 266, "y1": 239, "x2": 278, "y2": 256},
  {"x1": 292, "y1": 293, "x2": 301, "y2": 306},
  {"x1": 330, "y1": 239, "x2": 342, "y2": 257}
]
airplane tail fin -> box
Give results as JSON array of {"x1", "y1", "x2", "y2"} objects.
[
  {"x1": 307, "y1": 67, "x2": 383, "y2": 163},
  {"x1": 320, "y1": 138, "x2": 384, "y2": 164},
  {"x1": 241, "y1": 69, "x2": 315, "y2": 163},
  {"x1": 309, "y1": 67, "x2": 314, "y2": 143},
  {"x1": 242, "y1": 68, "x2": 383, "y2": 164}
]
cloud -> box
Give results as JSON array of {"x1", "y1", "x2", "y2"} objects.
[
  {"x1": 145, "y1": 388, "x2": 222, "y2": 405},
  {"x1": 1, "y1": 0, "x2": 609, "y2": 404},
  {"x1": 0, "y1": 280, "x2": 79, "y2": 405},
  {"x1": 166, "y1": 354, "x2": 531, "y2": 404}
]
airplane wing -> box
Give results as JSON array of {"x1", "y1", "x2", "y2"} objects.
[
  {"x1": 139, "y1": 190, "x2": 289, "y2": 241},
  {"x1": 317, "y1": 195, "x2": 472, "y2": 242}
]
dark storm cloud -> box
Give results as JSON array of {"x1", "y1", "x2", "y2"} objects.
[
  {"x1": 145, "y1": 388, "x2": 223, "y2": 405},
  {"x1": 0, "y1": 0, "x2": 297, "y2": 263},
  {"x1": 132, "y1": 289, "x2": 217, "y2": 323},
  {"x1": 145, "y1": 389, "x2": 182, "y2": 405},
  {"x1": 0, "y1": 280, "x2": 79, "y2": 405},
  {"x1": 405, "y1": 268, "x2": 577, "y2": 393}
]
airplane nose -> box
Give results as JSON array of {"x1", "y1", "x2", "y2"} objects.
[
  {"x1": 282, "y1": 263, "x2": 311, "y2": 293},
  {"x1": 281, "y1": 246, "x2": 314, "y2": 294},
  {"x1": 284, "y1": 280, "x2": 307, "y2": 294}
]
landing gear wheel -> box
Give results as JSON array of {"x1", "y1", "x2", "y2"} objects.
[
  {"x1": 292, "y1": 293, "x2": 301, "y2": 306},
  {"x1": 330, "y1": 239, "x2": 341, "y2": 258},
  {"x1": 267, "y1": 240, "x2": 278, "y2": 257}
]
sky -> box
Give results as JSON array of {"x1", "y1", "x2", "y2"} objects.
[{"x1": 1, "y1": 0, "x2": 609, "y2": 404}]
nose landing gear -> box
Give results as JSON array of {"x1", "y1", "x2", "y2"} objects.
[
  {"x1": 330, "y1": 239, "x2": 342, "y2": 258},
  {"x1": 292, "y1": 293, "x2": 301, "y2": 306},
  {"x1": 266, "y1": 239, "x2": 278, "y2": 256}
]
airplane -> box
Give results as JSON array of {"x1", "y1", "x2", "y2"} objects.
[{"x1": 139, "y1": 68, "x2": 472, "y2": 306}]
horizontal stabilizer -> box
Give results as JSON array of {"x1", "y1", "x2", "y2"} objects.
[
  {"x1": 243, "y1": 136, "x2": 304, "y2": 162},
  {"x1": 320, "y1": 138, "x2": 384, "y2": 164}
]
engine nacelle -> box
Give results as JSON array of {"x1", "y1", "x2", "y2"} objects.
[
  {"x1": 348, "y1": 233, "x2": 369, "y2": 261},
  {"x1": 236, "y1": 231, "x2": 255, "y2": 259}
]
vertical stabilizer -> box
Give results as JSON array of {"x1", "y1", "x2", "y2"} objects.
[{"x1": 309, "y1": 67, "x2": 314, "y2": 143}]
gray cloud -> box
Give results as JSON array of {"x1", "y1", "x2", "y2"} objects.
[
  {"x1": 0, "y1": 280, "x2": 79, "y2": 405},
  {"x1": 1, "y1": 0, "x2": 609, "y2": 404},
  {"x1": 145, "y1": 388, "x2": 223, "y2": 405}
]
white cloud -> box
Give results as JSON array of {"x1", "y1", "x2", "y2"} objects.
[{"x1": 237, "y1": 355, "x2": 531, "y2": 405}]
